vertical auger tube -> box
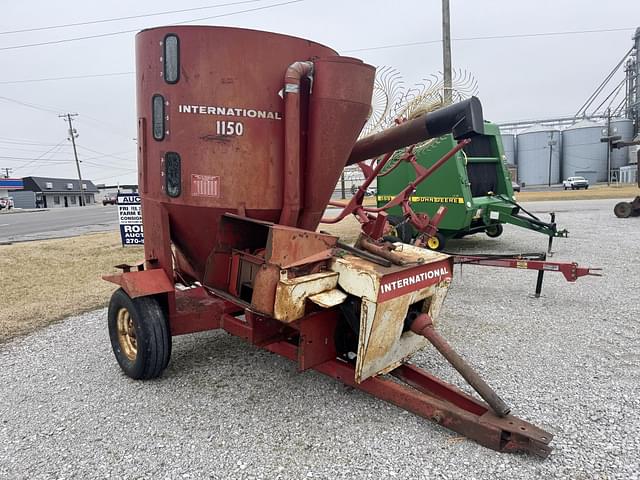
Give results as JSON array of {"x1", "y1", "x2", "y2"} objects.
[
  {"x1": 279, "y1": 61, "x2": 314, "y2": 227},
  {"x1": 346, "y1": 97, "x2": 484, "y2": 165}
]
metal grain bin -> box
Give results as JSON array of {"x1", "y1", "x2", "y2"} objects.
[
  {"x1": 516, "y1": 125, "x2": 561, "y2": 185},
  {"x1": 562, "y1": 119, "x2": 607, "y2": 183},
  {"x1": 500, "y1": 131, "x2": 516, "y2": 166},
  {"x1": 609, "y1": 118, "x2": 634, "y2": 170}
]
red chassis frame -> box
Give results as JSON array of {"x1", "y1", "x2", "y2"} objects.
[{"x1": 148, "y1": 284, "x2": 553, "y2": 458}]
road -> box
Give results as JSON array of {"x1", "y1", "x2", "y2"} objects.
[
  {"x1": 0, "y1": 205, "x2": 119, "y2": 243},
  {"x1": 0, "y1": 193, "x2": 619, "y2": 244},
  {"x1": 1, "y1": 204, "x2": 341, "y2": 243}
]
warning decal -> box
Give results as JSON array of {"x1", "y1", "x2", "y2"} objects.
[{"x1": 191, "y1": 174, "x2": 220, "y2": 198}]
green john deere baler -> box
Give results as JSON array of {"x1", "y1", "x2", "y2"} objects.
[{"x1": 376, "y1": 121, "x2": 567, "y2": 250}]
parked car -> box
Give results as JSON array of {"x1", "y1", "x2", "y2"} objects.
[
  {"x1": 511, "y1": 181, "x2": 521, "y2": 193},
  {"x1": 563, "y1": 176, "x2": 589, "y2": 190},
  {"x1": 365, "y1": 186, "x2": 377, "y2": 196},
  {"x1": 102, "y1": 194, "x2": 117, "y2": 205},
  {"x1": 0, "y1": 197, "x2": 14, "y2": 210}
]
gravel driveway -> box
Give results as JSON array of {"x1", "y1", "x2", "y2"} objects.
[{"x1": 1, "y1": 198, "x2": 639, "y2": 479}]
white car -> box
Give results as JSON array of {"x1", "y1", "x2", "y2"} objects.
[
  {"x1": 563, "y1": 176, "x2": 589, "y2": 190},
  {"x1": 0, "y1": 197, "x2": 13, "y2": 210}
]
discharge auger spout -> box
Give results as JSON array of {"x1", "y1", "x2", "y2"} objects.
[{"x1": 346, "y1": 96, "x2": 485, "y2": 165}]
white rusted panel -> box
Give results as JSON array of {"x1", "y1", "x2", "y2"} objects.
[
  {"x1": 355, "y1": 282, "x2": 451, "y2": 383},
  {"x1": 357, "y1": 298, "x2": 377, "y2": 359},
  {"x1": 273, "y1": 271, "x2": 339, "y2": 323},
  {"x1": 390, "y1": 242, "x2": 449, "y2": 263},
  {"x1": 308, "y1": 289, "x2": 347, "y2": 308},
  {"x1": 427, "y1": 279, "x2": 451, "y2": 325},
  {"x1": 328, "y1": 246, "x2": 453, "y2": 384},
  {"x1": 331, "y1": 256, "x2": 379, "y2": 300}
]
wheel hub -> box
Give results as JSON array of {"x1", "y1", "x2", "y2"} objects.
[
  {"x1": 116, "y1": 307, "x2": 137, "y2": 361},
  {"x1": 427, "y1": 236, "x2": 440, "y2": 249}
]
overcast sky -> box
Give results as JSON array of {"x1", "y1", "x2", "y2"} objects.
[{"x1": 1, "y1": 0, "x2": 638, "y2": 184}]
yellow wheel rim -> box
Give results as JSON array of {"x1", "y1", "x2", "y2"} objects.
[
  {"x1": 426, "y1": 236, "x2": 440, "y2": 250},
  {"x1": 116, "y1": 307, "x2": 137, "y2": 361}
]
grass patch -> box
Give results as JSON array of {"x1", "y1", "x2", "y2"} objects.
[
  {"x1": 0, "y1": 231, "x2": 142, "y2": 342},
  {"x1": 516, "y1": 184, "x2": 638, "y2": 202}
]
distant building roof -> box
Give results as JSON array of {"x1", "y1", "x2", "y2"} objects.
[
  {"x1": 102, "y1": 184, "x2": 138, "y2": 190},
  {"x1": 19, "y1": 176, "x2": 99, "y2": 193},
  {"x1": 0, "y1": 178, "x2": 23, "y2": 190}
]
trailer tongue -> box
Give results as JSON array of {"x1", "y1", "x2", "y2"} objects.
[{"x1": 104, "y1": 26, "x2": 554, "y2": 457}]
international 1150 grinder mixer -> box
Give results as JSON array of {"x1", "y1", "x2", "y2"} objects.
[{"x1": 103, "y1": 26, "x2": 553, "y2": 457}]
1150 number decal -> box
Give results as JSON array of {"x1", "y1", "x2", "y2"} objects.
[{"x1": 216, "y1": 120, "x2": 244, "y2": 136}]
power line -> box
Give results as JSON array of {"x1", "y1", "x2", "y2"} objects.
[
  {"x1": 93, "y1": 170, "x2": 138, "y2": 182},
  {"x1": 81, "y1": 160, "x2": 137, "y2": 171},
  {"x1": 2, "y1": 24, "x2": 636, "y2": 84},
  {"x1": 76, "y1": 145, "x2": 135, "y2": 163},
  {"x1": 0, "y1": 95, "x2": 63, "y2": 115},
  {"x1": 75, "y1": 116, "x2": 135, "y2": 141},
  {"x1": 0, "y1": 144, "x2": 71, "y2": 155},
  {"x1": 343, "y1": 26, "x2": 638, "y2": 53},
  {"x1": 0, "y1": 0, "x2": 306, "y2": 51},
  {"x1": 0, "y1": 0, "x2": 266, "y2": 35},
  {"x1": 0, "y1": 71, "x2": 134, "y2": 85},
  {"x1": 0, "y1": 151, "x2": 133, "y2": 163},
  {"x1": 0, "y1": 97, "x2": 136, "y2": 144},
  {"x1": 15, "y1": 141, "x2": 67, "y2": 173},
  {"x1": 0, "y1": 137, "x2": 70, "y2": 147},
  {"x1": 0, "y1": 155, "x2": 72, "y2": 163}
]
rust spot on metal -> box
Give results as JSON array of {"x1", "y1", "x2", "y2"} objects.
[{"x1": 200, "y1": 134, "x2": 233, "y2": 142}]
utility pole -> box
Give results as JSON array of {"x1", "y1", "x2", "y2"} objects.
[
  {"x1": 606, "y1": 109, "x2": 611, "y2": 186},
  {"x1": 547, "y1": 135, "x2": 557, "y2": 187},
  {"x1": 2, "y1": 167, "x2": 12, "y2": 178},
  {"x1": 442, "y1": 0, "x2": 452, "y2": 105},
  {"x1": 59, "y1": 113, "x2": 85, "y2": 206}
]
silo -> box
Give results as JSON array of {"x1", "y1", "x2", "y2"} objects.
[
  {"x1": 609, "y1": 118, "x2": 634, "y2": 169},
  {"x1": 516, "y1": 125, "x2": 561, "y2": 185},
  {"x1": 629, "y1": 138, "x2": 639, "y2": 164},
  {"x1": 562, "y1": 119, "x2": 607, "y2": 183},
  {"x1": 500, "y1": 131, "x2": 516, "y2": 165}
]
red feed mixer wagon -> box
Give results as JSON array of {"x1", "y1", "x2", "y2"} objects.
[{"x1": 104, "y1": 26, "x2": 553, "y2": 457}]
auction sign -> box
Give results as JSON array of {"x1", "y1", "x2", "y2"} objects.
[{"x1": 117, "y1": 193, "x2": 144, "y2": 246}]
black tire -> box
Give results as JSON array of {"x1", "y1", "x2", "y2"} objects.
[
  {"x1": 485, "y1": 223, "x2": 504, "y2": 238},
  {"x1": 614, "y1": 202, "x2": 632, "y2": 218},
  {"x1": 564, "y1": 186, "x2": 567, "y2": 190},
  {"x1": 584, "y1": 185, "x2": 589, "y2": 190},
  {"x1": 108, "y1": 288, "x2": 171, "y2": 379},
  {"x1": 388, "y1": 215, "x2": 414, "y2": 244}
]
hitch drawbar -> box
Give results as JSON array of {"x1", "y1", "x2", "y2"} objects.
[{"x1": 450, "y1": 252, "x2": 601, "y2": 296}]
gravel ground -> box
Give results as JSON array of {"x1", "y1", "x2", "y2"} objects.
[{"x1": 1, "y1": 198, "x2": 639, "y2": 479}]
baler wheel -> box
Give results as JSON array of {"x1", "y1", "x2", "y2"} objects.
[
  {"x1": 425, "y1": 233, "x2": 445, "y2": 251},
  {"x1": 108, "y1": 289, "x2": 171, "y2": 380},
  {"x1": 614, "y1": 201, "x2": 632, "y2": 218},
  {"x1": 485, "y1": 223, "x2": 504, "y2": 238}
]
